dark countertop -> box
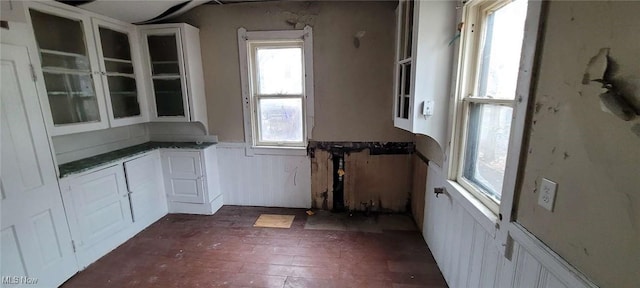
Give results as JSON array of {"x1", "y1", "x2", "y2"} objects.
[{"x1": 58, "y1": 141, "x2": 216, "y2": 178}]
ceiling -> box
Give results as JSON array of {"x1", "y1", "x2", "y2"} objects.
[
  {"x1": 57, "y1": 0, "x2": 211, "y2": 24},
  {"x1": 56, "y1": 0, "x2": 301, "y2": 24}
]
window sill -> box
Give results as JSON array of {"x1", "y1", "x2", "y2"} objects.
[
  {"x1": 247, "y1": 145, "x2": 307, "y2": 156},
  {"x1": 443, "y1": 178, "x2": 499, "y2": 238}
]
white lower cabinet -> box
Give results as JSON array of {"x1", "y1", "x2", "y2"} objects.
[
  {"x1": 58, "y1": 150, "x2": 167, "y2": 269},
  {"x1": 57, "y1": 145, "x2": 222, "y2": 271},
  {"x1": 162, "y1": 146, "x2": 223, "y2": 215}
]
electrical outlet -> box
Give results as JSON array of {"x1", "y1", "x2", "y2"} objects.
[
  {"x1": 422, "y1": 100, "x2": 433, "y2": 116},
  {"x1": 538, "y1": 178, "x2": 557, "y2": 212}
]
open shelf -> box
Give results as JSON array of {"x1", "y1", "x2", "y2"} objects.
[
  {"x1": 40, "y1": 48, "x2": 87, "y2": 58},
  {"x1": 104, "y1": 57, "x2": 132, "y2": 64}
]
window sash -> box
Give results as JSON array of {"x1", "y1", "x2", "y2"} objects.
[
  {"x1": 253, "y1": 94, "x2": 306, "y2": 147},
  {"x1": 455, "y1": 0, "x2": 524, "y2": 213},
  {"x1": 247, "y1": 41, "x2": 307, "y2": 147},
  {"x1": 457, "y1": 101, "x2": 513, "y2": 212},
  {"x1": 248, "y1": 41, "x2": 304, "y2": 96},
  {"x1": 237, "y1": 27, "x2": 314, "y2": 154}
]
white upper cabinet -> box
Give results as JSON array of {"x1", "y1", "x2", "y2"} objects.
[
  {"x1": 393, "y1": 0, "x2": 456, "y2": 148},
  {"x1": 140, "y1": 24, "x2": 208, "y2": 132},
  {"x1": 25, "y1": 2, "x2": 149, "y2": 135},
  {"x1": 92, "y1": 18, "x2": 148, "y2": 127},
  {"x1": 27, "y1": 3, "x2": 109, "y2": 135}
]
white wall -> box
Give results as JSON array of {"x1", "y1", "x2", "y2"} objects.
[{"x1": 216, "y1": 143, "x2": 311, "y2": 208}]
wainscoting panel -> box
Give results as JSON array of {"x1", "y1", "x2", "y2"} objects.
[
  {"x1": 216, "y1": 143, "x2": 311, "y2": 208},
  {"x1": 423, "y1": 163, "x2": 596, "y2": 288}
]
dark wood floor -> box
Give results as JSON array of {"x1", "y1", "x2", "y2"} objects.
[{"x1": 62, "y1": 206, "x2": 447, "y2": 288}]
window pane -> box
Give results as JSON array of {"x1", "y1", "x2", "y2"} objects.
[
  {"x1": 258, "y1": 98, "x2": 303, "y2": 143},
  {"x1": 463, "y1": 103, "x2": 513, "y2": 202},
  {"x1": 477, "y1": 0, "x2": 527, "y2": 99},
  {"x1": 30, "y1": 9, "x2": 87, "y2": 55},
  {"x1": 107, "y1": 76, "x2": 140, "y2": 118},
  {"x1": 147, "y1": 35, "x2": 180, "y2": 75},
  {"x1": 405, "y1": 0, "x2": 414, "y2": 58},
  {"x1": 105, "y1": 61, "x2": 134, "y2": 74},
  {"x1": 99, "y1": 27, "x2": 132, "y2": 61},
  {"x1": 43, "y1": 73, "x2": 100, "y2": 124},
  {"x1": 256, "y1": 47, "x2": 303, "y2": 95},
  {"x1": 153, "y1": 78, "x2": 184, "y2": 117}
]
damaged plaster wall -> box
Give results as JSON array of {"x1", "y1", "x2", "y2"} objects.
[
  {"x1": 516, "y1": 1, "x2": 640, "y2": 287},
  {"x1": 311, "y1": 148, "x2": 412, "y2": 213},
  {"x1": 174, "y1": 1, "x2": 413, "y2": 142}
]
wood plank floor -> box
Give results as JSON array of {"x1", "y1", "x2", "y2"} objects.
[{"x1": 62, "y1": 206, "x2": 447, "y2": 288}]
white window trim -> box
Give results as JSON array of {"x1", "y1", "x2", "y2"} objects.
[
  {"x1": 237, "y1": 27, "x2": 314, "y2": 157},
  {"x1": 443, "y1": 0, "x2": 545, "y2": 249}
]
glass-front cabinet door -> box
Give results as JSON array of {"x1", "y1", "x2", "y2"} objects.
[
  {"x1": 394, "y1": 0, "x2": 415, "y2": 129},
  {"x1": 92, "y1": 19, "x2": 147, "y2": 127},
  {"x1": 142, "y1": 28, "x2": 190, "y2": 121},
  {"x1": 28, "y1": 4, "x2": 109, "y2": 135}
]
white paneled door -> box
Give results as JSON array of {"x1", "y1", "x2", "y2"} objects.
[{"x1": 1, "y1": 44, "x2": 78, "y2": 287}]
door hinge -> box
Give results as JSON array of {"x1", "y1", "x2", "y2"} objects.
[
  {"x1": 29, "y1": 64, "x2": 37, "y2": 81},
  {"x1": 71, "y1": 240, "x2": 76, "y2": 253}
]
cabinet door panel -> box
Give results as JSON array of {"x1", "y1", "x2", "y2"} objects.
[
  {"x1": 164, "y1": 151, "x2": 202, "y2": 177},
  {"x1": 153, "y1": 78, "x2": 185, "y2": 116},
  {"x1": 168, "y1": 178, "x2": 205, "y2": 204},
  {"x1": 93, "y1": 18, "x2": 147, "y2": 127},
  {"x1": 124, "y1": 154, "x2": 166, "y2": 224},
  {"x1": 67, "y1": 165, "x2": 132, "y2": 248},
  {"x1": 142, "y1": 28, "x2": 190, "y2": 121},
  {"x1": 162, "y1": 151, "x2": 206, "y2": 204},
  {"x1": 27, "y1": 3, "x2": 109, "y2": 135}
]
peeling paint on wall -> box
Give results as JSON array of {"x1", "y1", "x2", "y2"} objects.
[
  {"x1": 582, "y1": 48, "x2": 640, "y2": 121},
  {"x1": 631, "y1": 123, "x2": 640, "y2": 138},
  {"x1": 517, "y1": 2, "x2": 640, "y2": 287},
  {"x1": 279, "y1": 1, "x2": 320, "y2": 29}
]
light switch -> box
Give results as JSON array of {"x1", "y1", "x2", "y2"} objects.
[{"x1": 537, "y1": 178, "x2": 557, "y2": 212}]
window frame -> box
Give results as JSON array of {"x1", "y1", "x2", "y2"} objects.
[
  {"x1": 237, "y1": 27, "x2": 314, "y2": 155},
  {"x1": 447, "y1": 0, "x2": 543, "y2": 218},
  {"x1": 455, "y1": 0, "x2": 525, "y2": 214}
]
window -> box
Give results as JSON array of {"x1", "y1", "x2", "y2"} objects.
[
  {"x1": 238, "y1": 27, "x2": 313, "y2": 150},
  {"x1": 454, "y1": 0, "x2": 528, "y2": 212}
]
